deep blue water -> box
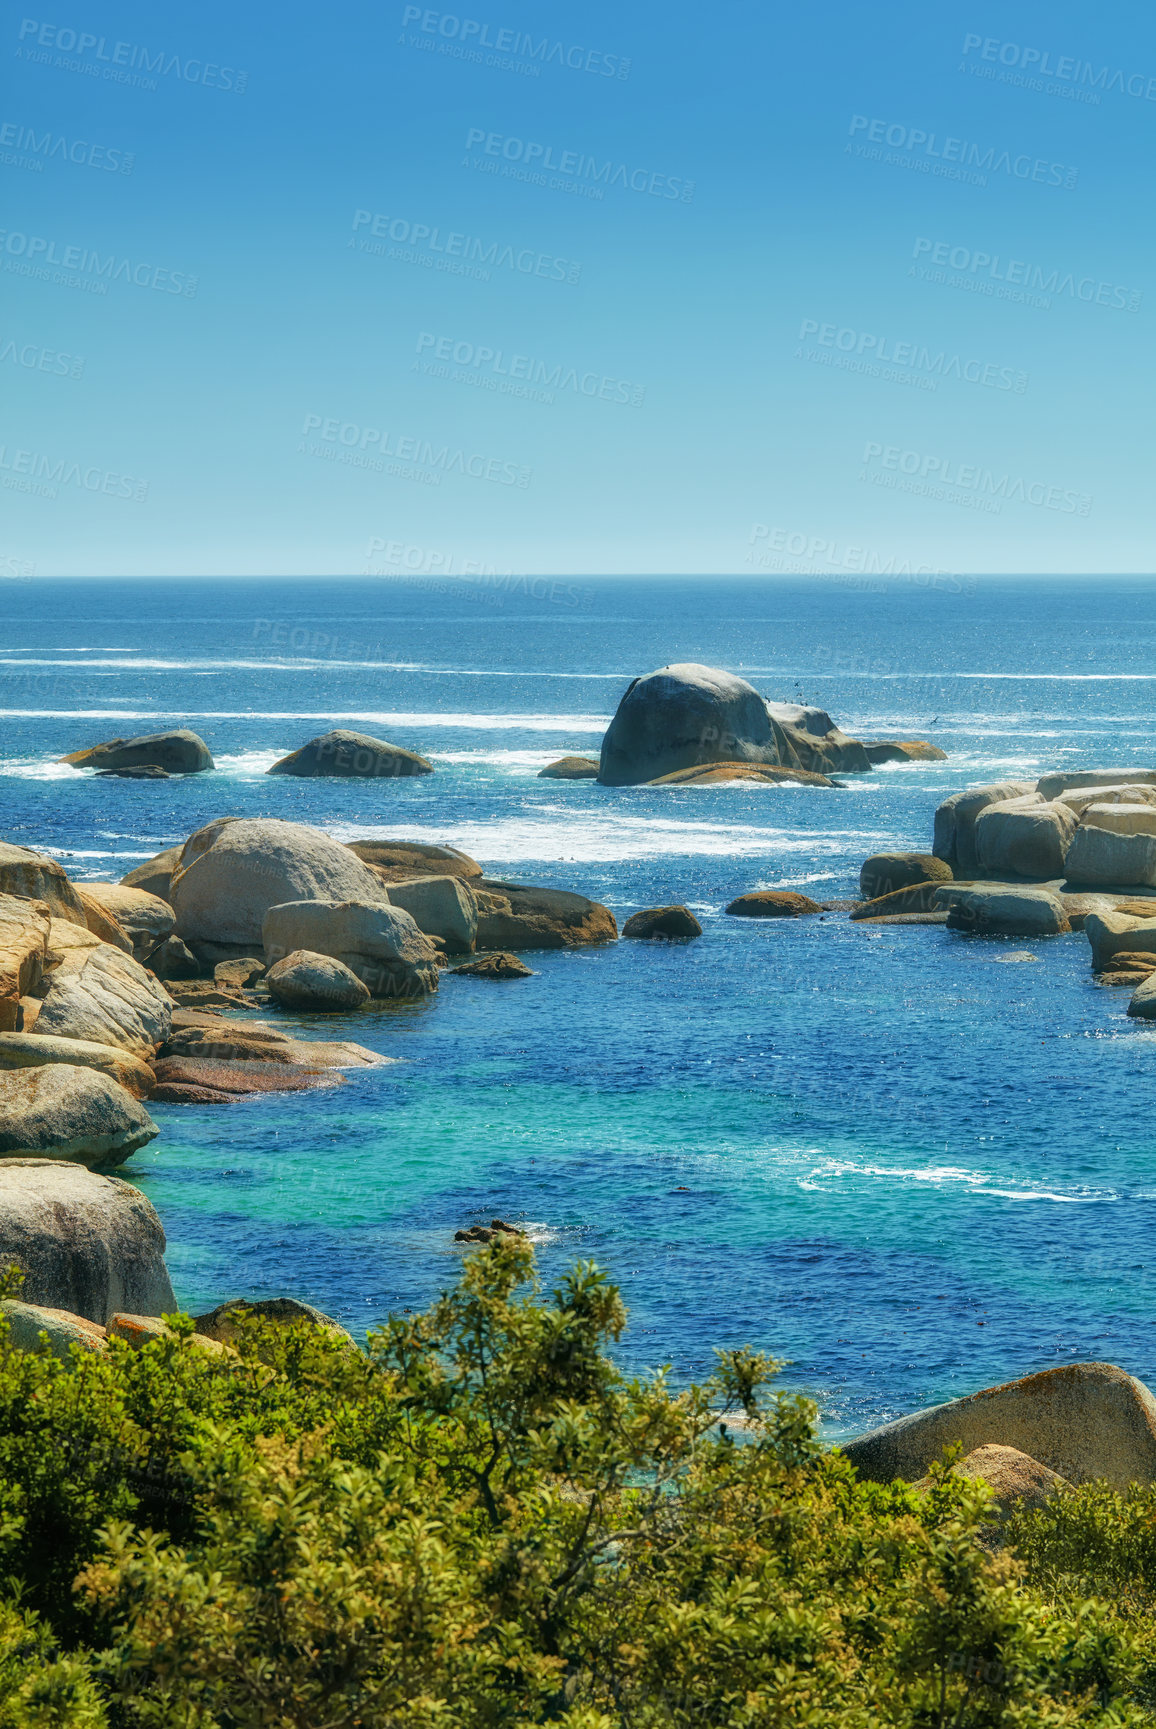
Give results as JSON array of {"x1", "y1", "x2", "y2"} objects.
[{"x1": 2, "y1": 573, "x2": 1156, "y2": 1440}]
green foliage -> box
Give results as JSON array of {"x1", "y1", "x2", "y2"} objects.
[{"x1": 0, "y1": 1241, "x2": 1149, "y2": 1724}]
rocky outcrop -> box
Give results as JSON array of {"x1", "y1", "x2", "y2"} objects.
[
  {"x1": 450, "y1": 952, "x2": 533, "y2": 979},
  {"x1": 0, "y1": 894, "x2": 49, "y2": 1032},
  {"x1": 974, "y1": 796, "x2": 1077, "y2": 879},
  {"x1": 193, "y1": 1296, "x2": 353, "y2": 1347},
  {"x1": 1036, "y1": 769, "x2": 1156, "y2": 801},
  {"x1": 932, "y1": 782, "x2": 1036, "y2": 874},
  {"x1": 383, "y1": 875, "x2": 477, "y2": 954},
  {"x1": 0, "y1": 1066, "x2": 158, "y2": 1166},
  {"x1": 764, "y1": 700, "x2": 872, "y2": 775},
  {"x1": 862, "y1": 740, "x2": 948, "y2": 764},
  {"x1": 151, "y1": 1057, "x2": 345, "y2": 1101},
  {"x1": 538, "y1": 756, "x2": 599, "y2": 779},
  {"x1": 859, "y1": 853, "x2": 952, "y2": 900},
  {"x1": 937, "y1": 886, "x2": 1070, "y2": 937},
  {"x1": 914, "y1": 1444, "x2": 1069, "y2": 1517},
  {"x1": 77, "y1": 883, "x2": 175, "y2": 964},
  {"x1": 265, "y1": 951, "x2": 371, "y2": 1012},
  {"x1": 850, "y1": 883, "x2": 943, "y2": 920},
  {"x1": 61, "y1": 728, "x2": 213, "y2": 774},
  {"x1": 120, "y1": 846, "x2": 182, "y2": 900},
  {"x1": 474, "y1": 881, "x2": 617, "y2": 950},
  {"x1": 160, "y1": 1013, "x2": 385, "y2": 1069},
  {"x1": 0, "y1": 841, "x2": 88, "y2": 925},
  {"x1": 648, "y1": 762, "x2": 835, "y2": 788},
  {"x1": 840, "y1": 1361, "x2": 1156, "y2": 1491},
  {"x1": 262, "y1": 898, "x2": 439, "y2": 998},
  {"x1": 73, "y1": 888, "x2": 133, "y2": 953},
  {"x1": 150, "y1": 936, "x2": 200, "y2": 980},
  {"x1": 170, "y1": 819, "x2": 391, "y2": 948},
  {"x1": 621, "y1": 906, "x2": 703, "y2": 940},
  {"x1": 0, "y1": 1031, "x2": 156, "y2": 1098},
  {"x1": 1, "y1": 1299, "x2": 108, "y2": 1360},
  {"x1": 346, "y1": 840, "x2": 482, "y2": 882},
  {"x1": 725, "y1": 891, "x2": 820, "y2": 918},
  {"x1": 107, "y1": 1312, "x2": 230, "y2": 1353},
  {"x1": 0, "y1": 1159, "x2": 175, "y2": 1323},
  {"x1": 32, "y1": 921, "x2": 171, "y2": 1055},
  {"x1": 267, "y1": 730, "x2": 432, "y2": 778}
]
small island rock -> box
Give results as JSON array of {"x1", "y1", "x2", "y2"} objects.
[
  {"x1": 61, "y1": 729, "x2": 213, "y2": 774},
  {"x1": 622, "y1": 906, "x2": 703, "y2": 941},
  {"x1": 268, "y1": 729, "x2": 432, "y2": 778}
]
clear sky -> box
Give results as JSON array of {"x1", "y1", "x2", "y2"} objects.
[{"x1": 2, "y1": 0, "x2": 1152, "y2": 576}]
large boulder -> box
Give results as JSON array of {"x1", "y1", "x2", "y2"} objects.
[
  {"x1": 265, "y1": 951, "x2": 371, "y2": 1012},
  {"x1": 346, "y1": 840, "x2": 482, "y2": 882},
  {"x1": 1084, "y1": 911, "x2": 1156, "y2": 973},
  {"x1": 0, "y1": 1031, "x2": 156, "y2": 1098},
  {"x1": 451, "y1": 952, "x2": 533, "y2": 979},
  {"x1": 621, "y1": 906, "x2": 702, "y2": 940},
  {"x1": 0, "y1": 1066, "x2": 158, "y2": 1166},
  {"x1": 1065, "y1": 822, "x2": 1156, "y2": 889},
  {"x1": 1037, "y1": 768, "x2": 1156, "y2": 801},
  {"x1": 0, "y1": 841, "x2": 87, "y2": 925},
  {"x1": 32, "y1": 921, "x2": 171, "y2": 1055},
  {"x1": 0, "y1": 1159, "x2": 175, "y2": 1323},
  {"x1": 262, "y1": 899, "x2": 439, "y2": 999},
  {"x1": 1078, "y1": 803, "x2": 1156, "y2": 837},
  {"x1": 1, "y1": 1299, "x2": 108, "y2": 1360},
  {"x1": 77, "y1": 883, "x2": 175, "y2": 964},
  {"x1": 170, "y1": 819, "x2": 390, "y2": 948},
  {"x1": 932, "y1": 782, "x2": 1036, "y2": 874},
  {"x1": 1056, "y1": 785, "x2": 1156, "y2": 817},
  {"x1": 841, "y1": 1362, "x2": 1156, "y2": 1492},
  {"x1": 383, "y1": 876, "x2": 477, "y2": 954},
  {"x1": 474, "y1": 881, "x2": 617, "y2": 950},
  {"x1": 973, "y1": 796, "x2": 1076, "y2": 879},
  {"x1": 937, "y1": 886, "x2": 1070, "y2": 937},
  {"x1": 914, "y1": 1444, "x2": 1069, "y2": 1518},
  {"x1": 859, "y1": 853, "x2": 952, "y2": 900},
  {"x1": 73, "y1": 888, "x2": 133, "y2": 953},
  {"x1": 0, "y1": 894, "x2": 49, "y2": 1032},
  {"x1": 194, "y1": 1296, "x2": 353, "y2": 1348},
  {"x1": 60, "y1": 728, "x2": 213, "y2": 774},
  {"x1": 764, "y1": 701, "x2": 872, "y2": 774},
  {"x1": 267, "y1": 730, "x2": 432, "y2": 778},
  {"x1": 120, "y1": 845, "x2": 182, "y2": 900}
]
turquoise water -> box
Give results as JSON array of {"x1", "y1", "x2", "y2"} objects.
[{"x1": 2, "y1": 574, "x2": 1156, "y2": 1439}]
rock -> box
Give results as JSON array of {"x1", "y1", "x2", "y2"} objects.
[
  {"x1": 267, "y1": 729, "x2": 433, "y2": 778},
  {"x1": 0, "y1": 894, "x2": 49, "y2": 1032},
  {"x1": 213, "y1": 958, "x2": 265, "y2": 989},
  {"x1": 170, "y1": 819, "x2": 391, "y2": 948},
  {"x1": 346, "y1": 839, "x2": 482, "y2": 882},
  {"x1": 455, "y1": 1218, "x2": 527, "y2": 1244},
  {"x1": 73, "y1": 888, "x2": 134, "y2": 954},
  {"x1": 0, "y1": 1159, "x2": 175, "y2": 1323},
  {"x1": 450, "y1": 952, "x2": 533, "y2": 979},
  {"x1": 159, "y1": 1016, "x2": 385, "y2": 1069},
  {"x1": 1098, "y1": 971, "x2": 1152, "y2": 988},
  {"x1": 1112, "y1": 899, "x2": 1156, "y2": 919},
  {"x1": 992, "y1": 951, "x2": 1039, "y2": 963},
  {"x1": 648, "y1": 762, "x2": 835, "y2": 788},
  {"x1": 164, "y1": 980, "x2": 256, "y2": 1011},
  {"x1": 0, "y1": 1031, "x2": 156, "y2": 1099},
  {"x1": 938, "y1": 886, "x2": 1070, "y2": 937},
  {"x1": 94, "y1": 765, "x2": 170, "y2": 779},
  {"x1": 193, "y1": 1296, "x2": 354, "y2": 1347},
  {"x1": 1, "y1": 1299, "x2": 108, "y2": 1360},
  {"x1": 33, "y1": 920, "x2": 171, "y2": 1055},
  {"x1": 850, "y1": 883, "x2": 943, "y2": 920},
  {"x1": 974, "y1": 796, "x2": 1077, "y2": 880},
  {"x1": 841, "y1": 1361, "x2": 1156, "y2": 1491},
  {"x1": 61, "y1": 728, "x2": 213, "y2": 774},
  {"x1": 725, "y1": 891, "x2": 821, "y2": 918},
  {"x1": 0, "y1": 841, "x2": 88, "y2": 926},
  {"x1": 854, "y1": 911, "x2": 950, "y2": 926},
  {"x1": 262, "y1": 899, "x2": 439, "y2": 999},
  {"x1": 932, "y1": 782, "x2": 1036, "y2": 874},
  {"x1": 914, "y1": 1444, "x2": 1069, "y2": 1517},
  {"x1": 859, "y1": 853, "x2": 953, "y2": 900},
  {"x1": 621, "y1": 906, "x2": 703, "y2": 940},
  {"x1": 0, "y1": 1066, "x2": 158, "y2": 1166},
  {"x1": 1127, "y1": 975, "x2": 1156, "y2": 1019},
  {"x1": 265, "y1": 951, "x2": 371, "y2": 1012},
  {"x1": 151, "y1": 1057, "x2": 345, "y2": 1100},
  {"x1": 120, "y1": 846, "x2": 182, "y2": 900},
  {"x1": 77, "y1": 883, "x2": 175, "y2": 964},
  {"x1": 474, "y1": 880, "x2": 617, "y2": 950},
  {"x1": 1056, "y1": 785, "x2": 1156, "y2": 817},
  {"x1": 1084, "y1": 911, "x2": 1156, "y2": 973},
  {"x1": 763, "y1": 701, "x2": 872, "y2": 775},
  {"x1": 538, "y1": 756, "x2": 600, "y2": 779},
  {"x1": 382, "y1": 875, "x2": 477, "y2": 954},
  {"x1": 1057, "y1": 893, "x2": 1118, "y2": 931},
  {"x1": 150, "y1": 935, "x2": 200, "y2": 980},
  {"x1": 1037, "y1": 769, "x2": 1156, "y2": 801},
  {"x1": 1065, "y1": 822, "x2": 1156, "y2": 889},
  {"x1": 107, "y1": 1312, "x2": 230, "y2": 1354},
  {"x1": 1109, "y1": 952, "x2": 1156, "y2": 975},
  {"x1": 862, "y1": 740, "x2": 948, "y2": 764}
]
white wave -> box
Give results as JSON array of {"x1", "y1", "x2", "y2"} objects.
[
  {"x1": 798, "y1": 1156, "x2": 1112, "y2": 1204},
  {"x1": 0, "y1": 709, "x2": 610, "y2": 730},
  {"x1": 0, "y1": 760, "x2": 85, "y2": 780}
]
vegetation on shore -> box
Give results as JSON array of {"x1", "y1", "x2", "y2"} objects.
[{"x1": 0, "y1": 1242, "x2": 1152, "y2": 1726}]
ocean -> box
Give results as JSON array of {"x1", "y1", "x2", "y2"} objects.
[{"x1": 2, "y1": 573, "x2": 1155, "y2": 1442}]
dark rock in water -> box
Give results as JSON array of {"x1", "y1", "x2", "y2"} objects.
[
  {"x1": 648, "y1": 762, "x2": 834, "y2": 788},
  {"x1": 451, "y1": 951, "x2": 533, "y2": 979},
  {"x1": 120, "y1": 845, "x2": 182, "y2": 900},
  {"x1": 475, "y1": 880, "x2": 617, "y2": 950},
  {"x1": 94, "y1": 765, "x2": 171, "y2": 779},
  {"x1": 150, "y1": 935, "x2": 201, "y2": 980},
  {"x1": 538, "y1": 756, "x2": 600, "y2": 779},
  {"x1": 152, "y1": 1055, "x2": 344, "y2": 1098},
  {"x1": 725, "y1": 891, "x2": 820, "y2": 918},
  {"x1": 346, "y1": 839, "x2": 482, "y2": 881},
  {"x1": 455, "y1": 1218, "x2": 527, "y2": 1244},
  {"x1": 622, "y1": 905, "x2": 703, "y2": 941},
  {"x1": 268, "y1": 729, "x2": 432, "y2": 778},
  {"x1": 862, "y1": 740, "x2": 948, "y2": 764},
  {"x1": 194, "y1": 1295, "x2": 354, "y2": 1346},
  {"x1": 859, "y1": 852, "x2": 952, "y2": 900},
  {"x1": 61, "y1": 729, "x2": 213, "y2": 774}
]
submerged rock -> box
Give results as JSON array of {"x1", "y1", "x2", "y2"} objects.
[
  {"x1": 648, "y1": 762, "x2": 834, "y2": 788},
  {"x1": 450, "y1": 952, "x2": 533, "y2": 979},
  {"x1": 0, "y1": 1065, "x2": 158, "y2": 1166},
  {"x1": 725, "y1": 891, "x2": 820, "y2": 918},
  {"x1": 268, "y1": 729, "x2": 432, "y2": 778},
  {"x1": 621, "y1": 906, "x2": 703, "y2": 940},
  {"x1": 61, "y1": 729, "x2": 213, "y2": 774},
  {"x1": 94, "y1": 765, "x2": 170, "y2": 779}
]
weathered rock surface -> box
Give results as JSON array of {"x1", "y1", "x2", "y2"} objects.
[
  {"x1": 1, "y1": 1299, "x2": 107, "y2": 1360},
  {"x1": 850, "y1": 883, "x2": 943, "y2": 920},
  {"x1": 160, "y1": 1014, "x2": 385, "y2": 1069},
  {"x1": 648, "y1": 762, "x2": 835, "y2": 788},
  {"x1": 346, "y1": 839, "x2": 482, "y2": 882},
  {"x1": 1065, "y1": 822, "x2": 1156, "y2": 889},
  {"x1": 1084, "y1": 911, "x2": 1156, "y2": 973},
  {"x1": 1127, "y1": 975, "x2": 1156, "y2": 1020},
  {"x1": 108, "y1": 1312, "x2": 230, "y2": 1353},
  {"x1": 265, "y1": 950, "x2": 371, "y2": 1012},
  {"x1": 213, "y1": 958, "x2": 265, "y2": 989},
  {"x1": 150, "y1": 935, "x2": 200, "y2": 980},
  {"x1": 164, "y1": 980, "x2": 256, "y2": 1012},
  {"x1": 859, "y1": 853, "x2": 952, "y2": 900},
  {"x1": 474, "y1": 880, "x2": 617, "y2": 950},
  {"x1": 170, "y1": 819, "x2": 391, "y2": 948},
  {"x1": 1057, "y1": 786, "x2": 1156, "y2": 818},
  {"x1": 1036, "y1": 769, "x2": 1156, "y2": 801},
  {"x1": 0, "y1": 1066, "x2": 158, "y2": 1165},
  {"x1": 268, "y1": 729, "x2": 432, "y2": 778},
  {"x1": 538, "y1": 756, "x2": 600, "y2": 779},
  {"x1": 77, "y1": 883, "x2": 175, "y2": 963},
  {"x1": 0, "y1": 1031, "x2": 155, "y2": 1098},
  {"x1": 841, "y1": 1361, "x2": 1156, "y2": 1491},
  {"x1": 193, "y1": 1296, "x2": 353, "y2": 1347},
  {"x1": 450, "y1": 952, "x2": 533, "y2": 979},
  {"x1": 938, "y1": 886, "x2": 1070, "y2": 937},
  {"x1": 33, "y1": 920, "x2": 171, "y2": 1054},
  {"x1": 120, "y1": 845, "x2": 182, "y2": 900},
  {"x1": 383, "y1": 875, "x2": 477, "y2": 954},
  {"x1": 61, "y1": 729, "x2": 213, "y2": 774},
  {"x1": 0, "y1": 841, "x2": 88, "y2": 925},
  {"x1": 621, "y1": 906, "x2": 703, "y2": 940},
  {"x1": 862, "y1": 740, "x2": 948, "y2": 764},
  {"x1": 262, "y1": 898, "x2": 438, "y2": 998},
  {"x1": 974, "y1": 796, "x2": 1077, "y2": 880},
  {"x1": 914, "y1": 1444, "x2": 1069, "y2": 1517},
  {"x1": 725, "y1": 890, "x2": 821, "y2": 918},
  {"x1": 0, "y1": 1159, "x2": 175, "y2": 1323},
  {"x1": 932, "y1": 782, "x2": 1036, "y2": 874},
  {"x1": 73, "y1": 888, "x2": 134, "y2": 953},
  {"x1": 151, "y1": 1056, "x2": 345, "y2": 1101},
  {"x1": 0, "y1": 894, "x2": 49, "y2": 1032}
]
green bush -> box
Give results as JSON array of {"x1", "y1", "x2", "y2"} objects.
[{"x1": 0, "y1": 1240, "x2": 1149, "y2": 1724}]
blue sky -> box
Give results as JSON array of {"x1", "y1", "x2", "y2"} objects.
[{"x1": 2, "y1": 0, "x2": 1152, "y2": 575}]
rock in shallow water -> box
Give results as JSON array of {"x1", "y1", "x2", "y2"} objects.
[
  {"x1": 265, "y1": 950, "x2": 371, "y2": 1011},
  {"x1": 346, "y1": 839, "x2": 482, "y2": 882},
  {"x1": 0, "y1": 1065, "x2": 158, "y2": 1165},
  {"x1": 538, "y1": 756, "x2": 600, "y2": 779},
  {"x1": 621, "y1": 906, "x2": 702, "y2": 940},
  {"x1": 450, "y1": 952, "x2": 533, "y2": 979},
  {"x1": 474, "y1": 881, "x2": 617, "y2": 950},
  {"x1": 725, "y1": 891, "x2": 820, "y2": 918},
  {"x1": 859, "y1": 852, "x2": 952, "y2": 900},
  {"x1": 267, "y1": 729, "x2": 432, "y2": 778},
  {"x1": 60, "y1": 728, "x2": 213, "y2": 774},
  {"x1": 938, "y1": 886, "x2": 1071, "y2": 937}
]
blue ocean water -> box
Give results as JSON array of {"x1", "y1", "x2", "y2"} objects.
[{"x1": 2, "y1": 574, "x2": 1156, "y2": 1440}]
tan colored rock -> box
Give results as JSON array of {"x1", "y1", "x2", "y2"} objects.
[
  {"x1": 346, "y1": 839, "x2": 482, "y2": 882},
  {"x1": 1056, "y1": 785, "x2": 1156, "y2": 817},
  {"x1": 932, "y1": 781, "x2": 1036, "y2": 874},
  {"x1": 1066, "y1": 823, "x2": 1156, "y2": 889},
  {"x1": 151, "y1": 1057, "x2": 345, "y2": 1100},
  {"x1": 974, "y1": 796, "x2": 1076, "y2": 880},
  {"x1": 193, "y1": 1295, "x2": 354, "y2": 1348},
  {"x1": 1084, "y1": 911, "x2": 1156, "y2": 972},
  {"x1": 859, "y1": 853, "x2": 952, "y2": 900},
  {"x1": 538, "y1": 756, "x2": 599, "y2": 779},
  {"x1": 72, "y1": 887, "x2": 133, "y2": 953},
  {"x1": 648, "y1": 761, "x2": 834, "y2": 787},
  {"x1": 1127, "y1": 974, "x2": 1156, "y2": 1020},
  {"x1": 474, "y1": 880, "x2": 617, "y2": 950},
  {"x1": 862, "y1": 740, "x2": 948, "y2": 764},
  {"x1": 841, "y1": 1361, "x2": 1156, "y2": 1491},
  {"x1": 0, "y1": 1065, "x2": 158, "y2": 1166},
  {"x1": 268, "y1": 730, "x2": 432, "y2": 778},
  {"x1": 0, "y1": 841, "x2": 87, "y2": 925},
  {"x1": 450, "y1": 952, "x2": 534, "y2": 979},
  {"x1": 34, "y1": 920, "x2": 171, "y2": 1054},
  {"x1": 1, "y1": 1298, "x2": 107, "y2": 1360},
  {"x1": 160, "y1": 1015, "x2": 386, "y2": 1070},
  {"x1": 1037, "y1": 769, "x2": 1156, "y2": 801},
  {"x1": 108, "y1": 1312, "x2": 230, "y2": 1354},
  {"x1": 265, "y1": 951, "x2": 371, "y2": 1012},
  {"x1": 0, "y1": 1031, "x2": 155, "y2": 1098},
  {"x1": 621, "y1": 906, "x2": 703, "y2": 940},
  {"x1": 0, "y1": 894, "x2": 49, "y2": 1033},
  {"x1": 382, "y1": 875, "x2": 477, "y2": 954},
  {"x1": 725, "y1": 890, "x2": 820, "y2": 918},
  {"x1": 262, "y1": 898, "x2": 439, "y2": 997},
  {"x1": 120, "y1": 845, "x2": 181, "y2": 900},
  {"x1": 79, "y1": 882, "x2": 175, "y2": 963},
  {"x1": 938, "y1": 886, "x2": 1070, "y2": 937},
  {"x1": 914, "y1": 1444, "x2": 1069, "y2": 1517},
  {"x1": 850, "y1": 883, "x2": 942, "y2": 920}
]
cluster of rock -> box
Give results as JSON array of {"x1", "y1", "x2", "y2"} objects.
[{"x1": 59, "y1": 727, "x2": 435, "y2": 780}]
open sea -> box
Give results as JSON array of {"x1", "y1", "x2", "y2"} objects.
[{"x1": 2, "y1": 573, "x2": 1156, "y2": 1441}]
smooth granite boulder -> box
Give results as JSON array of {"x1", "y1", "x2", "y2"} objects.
[
  {"x1": 599, "y1": 664, "x2": 785, "y2": 786},
  {"x1": 973, "y1": 795, "x2": 1076, "y2": 880},
  {"x1": 1065, "y1": 823, "x2": 1156, "y2": 889},
  {"x1": 1084, "y1": 911, "x2": 1156, "y2": 973},
  {"x1": 1036, "y1": 768, "x2": 1156, "y2": 801},
  {"x1": 0, "y1": 1159, "x2": 175, "y2": 1323},
  {"x1": 1079, "y1": 803, "x2": 1156, "y2": 837},
  {"x1": 725, "y1": 891, "x2": 821, "y2": 918},
  {"x1": 0, "y1": 894, "x2": 49, "y2": 1032},
  {"x1": 841, "y1": 1362, "x2": 1156, "y2": 1491},
  {"x1": 850, "y1": 883, "x2": 943, "y2": 920},
  {"x1": 914, "y1": 1444, "x2": 1069, "y2": 1518},
  {"x1": 78, "y1": 882, "x2": 175, "y2": 964},
  {"x1": 61, "y1": 728, "x2": 213, "y2": 774},
  {"x1": 33, "y1": 921, "x2": 171, "y2": 1055},
  {"x1": 1126, "y1": 974, "x2": 1156, "y2": 1020},
  {"x1": 262, "y1": 898, "x2": 439, "y2": 999},
  {"x1": 0, "y1": 1031, "x2": 155, "y2": 1098},
  {"x1": 859, "y1": 853, "x2": 952, "y2": 900},
  {"x1": 621, "y1": 906, "x2": 703, "y2": 940},
  {"x1": 159, "y1": 1014, "x2": 386, "y2": 1069},
  {"x1": 938, "y1": 886, "x2": 1070, "y2": 937},
  {"x1": 1056, "y1": 785, "x2": 1156, "y2": 817},
  {"x1": 1, "y1": 1299, "x2": 108, "y2": 1360},
  {"x1": 268, "y1": 729, "x2": 432, "y2": 778},
  {"x1": 474, "y1": 881, "x2": 617, "y2": 950},
  {"x1": 538, "y1": 756, "x2": 600, "y2": 779},
  {"x1": 0, "y1": 1065, "x2": 158, "y2": 1165},
  {"x1": 383, "y1": 875, "x2": 477, "y2": 954},
  {"x1": 0, "y1": 841, "x2": 88, "y2": 926},
  {"x1": 171, "y1": 819, "x2": 391, "y2": 948},
  {"x1": 346, "y1": 839, "x2": 482, "y2": 882},
  {"x1": 932, "y1": 782, "x2": 1035, "y2": 874},
  {"x1": 120, "y1": 845, "x2": 182, "y2": 900},
  {"x1": 72, "y1": 888, "x2": 133, "y2": 954},
  {"x1": 265, "y1": 951, "x2": 371, "y2": 1012},
  {"x1": 765, "y1": 700, "x2": 872, "y2": 774}
]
